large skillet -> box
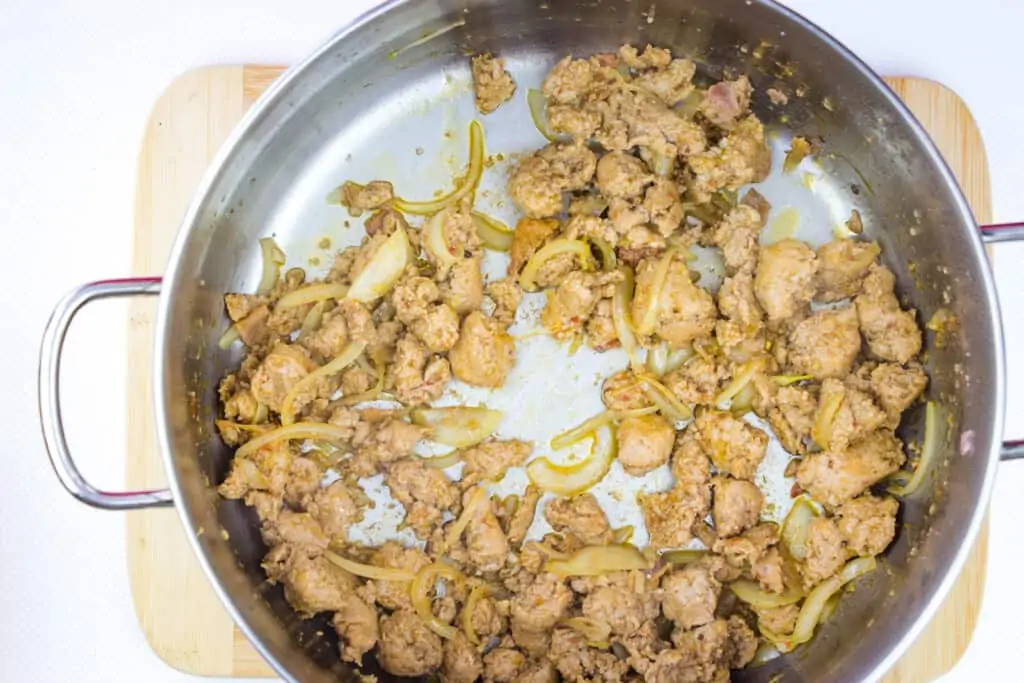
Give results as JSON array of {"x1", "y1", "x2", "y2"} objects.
[{"x1": 38, "y1": 0, "x2": 1024, "y2": 681}]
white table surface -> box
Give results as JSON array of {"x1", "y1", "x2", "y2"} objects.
[{"x1": 2, "y1": 0, "x2": 1022, "y2": 681}]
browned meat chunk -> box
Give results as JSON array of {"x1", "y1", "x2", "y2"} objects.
[
  {"x1": 392, "y1": 276, "x2": 460, "y2": 353},
  {"x1": 695, "y1": 410, "x2": 768, "y2": 480},
  {"x1": 796, "y1": 430, "x2": 906, "y2": 507},
  {"x1": 472, "y1": 53, "x2": 517, "y2": 114},
  {"x1": 586, "y1": 299, "x2": 619, "y2": 351},
  {"x1": 542, "y1": 56, "x2": 596, "y2": 106},
  {"x1": 467, "y1": 505, "x2": 510, "y2": 573},
  {"x1": 800, "y1": 517, "x2": 846, "y2": 588},
  {"x1": 643, "y1": 480, "x2": 711, "y2": 549},
  {"x1": 461, "y1": 440, "x2": 533, "y2": 487},
  {"x1": 619, "y1": 44, "x2": 672, "y2": 70},
  {"x1": 871, "y1": 362, "x2": 928, "y2": 419},
  {"x1": 544, "y1": 494, "x2": 613, "y2": 545},
  {"x1": 688, "y1": 116, "x2": 770, "y2": 203},
  {"x1": 541, "y1": 271, "x2": 620, "y2": 341},
  {"x1": 816, "y1": 239, "x2": 881, "y2": 301},
  {"x1": 816, "y1": 378, "x2": 888, "y2": 452},
  {"x1": 250, "y1": 343, "x2": 317, "y2": 413},
  {"x1": 361, "y1": 542, "x2": 431, "y2": 611},
  {"x1": 617, "y1": 413, "x2": 675, "y2": 475},
  {"x1": 632, "y1": 252, "x2": 717, "y2": 347},
  {"x1": 386, "y1": 459, "x2": 459, "y2": 539},
  {"x1": 835, "y1": 494, "x2": 899, "y2": 557},
  {"x1": 664, "y1": 356, "x2": 728, "y2": 406},
  {"x1": 660, "y1": 564, "x2": 720, "y2": 629},
  {"x1": 856, "y1": 264, "x2": 922, "y2": 364},
  {"x1": 487, "y1": 278, "x2": 523, "y2": 327},
  {"x1": 547, "y1": 628, "x2": 630, "y2": 682},
  {"x1": 445, "y1": 257, "x2": 485, "y2": 315},
  {"x1": 713, "y1": 204, "x2": 764, "y2": 275},
  {"x1": 757, "y1": 604, "x2": 799, "y2": 635},
  {"x1": 672, "y1": 430, "x2": 712, "y2": 484},
  {"x1": 378, "y1": 609, "x2": 443, "y2": 677},
  {"x1": 509, "y1": 143, "x2": 597, "y2": 217},
  {"x1": 339, "y1": 180, "x2": 393, "y2": 216},
  {"x1": 450, "y1": 311, "x2": 516, "y2": 387},
  {"x1": 787, "y1": 306, "x2": 862, "y2": 380},
  {"x1": 635, "y1": 58, "x2": 697, "y2": 106},
  {"x1": 391, "y1": 334, "x2": 452, "y2": 405},
  {"x1": 754, "y1": 238, "x2": 818, "y2": 324},
  {"x1": 332, "y1": 593, "x2": 379, "y2": 663},
  {"x1": 483, "y1": 647, "x2": 525, "y2": 683},
  {"x1": 768, "y1": 385, "x2": 816, "y2": 455},
  {"x1": 441, "y1": 632, "x2": 484, "y2": 683},
  {"x1": 306, "y1": 481, "x2": 363, "y2": 543},
  {"x1": 504, "y1": 485, "x2": 542, "y2": 549},
  {"x1": 701, "y1": 76, "x2": 753, "y2": 129},
  {"x1": 595, "y1": 151, "x2": 653, "y2": 199},
  {"x1": 509, "y1": 219, "x2": 560, "y2": 277},
  {"x1": 602, "y1": 370, "x2": 652, "y2": 411},
  {"x1": 510, "y1": 573, "x2": 573, "y2": 656},
  {"x1": 582, "y1": 583, "x2": 657, "y2": 637},
  {"x1": 279, "y1": 550, "x2": 358, "y2": 616},
  {"x1": 712, "y1": 476, "x2": 763, "y2": 537}
]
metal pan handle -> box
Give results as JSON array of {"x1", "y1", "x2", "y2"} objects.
[
  {"x1": 980, "y1": 222, "x2": 1024, "y2": 461},
  {"x1": 38, "y1": 277, "x2": 174, "y2": 509}
]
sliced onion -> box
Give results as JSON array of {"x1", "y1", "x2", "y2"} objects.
[
  {"x1": 589, "y1": 237, "x2": 617, "y2": 272},
  {"x1": 612, "y1": 266, "x2": 642, "y2": 371},
  {"x1": 550, "y1": 407, "x2": 657, "y2": 450},
  {"x1": 749, "y1": 642, "x2": 781, "y2": 667},
  {"x1": 767, "y1": 556, "x2": 877, "y2": 651},
  {"x1": 218, "y1": 325, "x2": 241, "y2": 349},
  {"x1": 424, "y1": 207, "x2": 463, "y2": 267},
  {"x1": 346, "y1": 225, "x2": 412, "y2": 302},
  {"x1": 417, "y1": 450, "x2": 463, "y2": 470},
  {"x1": 714, "y1": 359, "x2": 765, "y2": 410},
  {"x1": 252, "y1": 402, "x2": 269, "y2": 425},
  {"x1": 412, "y1": 406, "x2": 504, "y2": 448},
  {"x1": 298, "y1": 301, "x2": 326, "y2": 338},
  {"x1": 560, "y1": 617, "x2": 612, "y2": 646},
  {"x1": 811, "y1": 390, "x2": 845, "y2": 449},
  {"x1": 646, "y1": 343, "x2": 670, "y2": 377},
  {"x1": 661, "y1": 549, "x2": 707, "y2": 565},
  {"x1": 888, "y1": 401, "x2": 939, "y2": 496},
  {"x1": 277, "y1": 283, "x2": 349, "y2": 310},
  {"x1": 323, "y1": 549, "x2": 416, "y2": 582},
  {"x1": 393, "y1": 120, "x2": 485, "y2": 215},
  {"x1": 544, "y1": 544, "x2": 650, "y2": 577},
  {"x1": 635, "y1": 247, "x2": 677, "y2": 336},
  {"x1": 729, "y1": 580, "x2": 803, "y2": 609},
  {"x1": 782, "y1": 496, "x2": 821, "y2": 561},
  {"x1": 664, "y1": 346, "x2": 695, "y2": 373},
  {"x1": 411, "y1": 562, "x2": 465, "y2": 639},
  {"x1": 637, "y1": 373, "x2": 692, "y2": 422},
  {"x1": 256, "y1": 237, "x2": 286, "y2": 295},
  {"x1": 462, "y1": 583, "x2": 496, "y2": 644},
  {"x1": 280, "y1": 341, "x2": 367, "y2": 425},
  {"x1": 446, "y1": 486, "x2": 489, "y2": 546},
  {"x1": 773, "y1": 374, "x2": 813, "y2": 387},
  {"x1": 235, "y1": 422, "x2": 359, "y2": 459},
  {"x1": 215, "y1": 420, "x2": 273, "y2": 436},
  {"x1": 608, "y1": 526, "x2": 634, "y2": 545},
  {"x1": 338, "y1": 356, "x2": 385, "y2": 406},
  {"x1": 472, "y1": 211, "x2": 514, "y2": 252},
  {"x1": 519, "y1": 238, "x2": 596, "y2": 292},
  {"x1": 527, "y1": 88, "x2": 558, "y2": 142},
  {"x1": 527, "y1": 424, "x2": 617, "y2": 496}
]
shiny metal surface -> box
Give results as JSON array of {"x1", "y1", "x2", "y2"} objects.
[
  {"x1": 981, "y1": 221, "x2": 1024, "y2": 244},
  {"x1": 38, "y1": 277, "x2": 173, "y2": 510},
  {"x1": 42, "y1": 0, "x2": 1015, "y2": 681}
]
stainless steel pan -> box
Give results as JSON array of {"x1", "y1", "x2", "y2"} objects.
[{"x1": 38, "y1": 0, "x2": 1024, "y2": 680}]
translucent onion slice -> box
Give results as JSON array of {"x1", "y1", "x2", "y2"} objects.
[
  {"x1": 462, "y1": 583, "x2": 496, "y2": 645},
  {"x1": 298, "y1": 301, "x2": 326, "y2": 338},
  {"x1": 612, "y1": 266, "x2": 643, "y2": 371},
  {"x1": 773, "y1": 374, "x2": 813, "y2": 387},
  {"x1": 411, "y1": 562, "x2": 465, "y2": 639},
  {"x1": 417, "y1": 450, "x2": 463, "y2": 470},
  {"x1": 811, "y1": 390, "x2": 845, "y2": 449},
  {"x1": 519, "y1": 239, "x2": 596, "y2": 292},
  {"x1": 544, "y1": 544, "x2": 650, "y2": 577},
  {"x1": 714, "y1": 359, "x2": 765, "y2": 410},
  {"x1": 646, "y1": 343, "x2": 670, "y2": 377},
  {"x1": 323, "y1": 549, "x2": 416, "y2": 582},
  {"x1": 560, "y1": 617, "x2": 612, "y2": 646},
  {"x1": 637, "y1": 374, "x2": 692, "y2": 422},
  {"x1": 472, "y1": 211, "x2": 514, "y2": 252},
  {"x1": 411, "y1": 406, "x2": 504, "y2": 448},
  {"x1": 888, "y1": 401, "x2": 940, "y2": 496},
  {"x1": 256, "y1": 237, "x2": 286, "y2": 295},
  {"x1": 610, "y1": 525, "x2": 635, "y2": 545},
  {"x1": 393, "y1": 120, "x2": 485, "y2": 215},
  {"x1": 235, "y1": 422, "x2": 358, "y2": 459},
  {"x1": 589, "y1": 237, "x2": 617, "y2": 272},
  {"x1": 337, "y1": 356, "x2": 385, "y2": 406},
  {"x1": 218, "y1": 325, "x2": 241, "y2": 349},
  {"x1": 527, "y1": 88, "x2": 559, "y2": 142},
  {"x1": 729, "y1": 580, "x2": 803, "y2": 609},
  {"x1": 527, "y1": 424, "x2": 617, "y2": 496},
  {"x1": 781, "y1": 496, "x2": 821, "y2": 561},
  {"x1": 765, "y1": 556, "x2": 877, "y2": 651},
  {"x1": 661, "y1": 549, "x2": 707, "y2": 565},
  {"x1": 277, "y1": 283, "x2": 349, "y2": 310},
  {"x1": 550, "y1": 407, "x2": 657, "y2": 450},
  {"x1": 347, "y1": 225, "x2": 412, "y2": 303},
  {"x1": 446, "y1": 486, "x2": 489, "y2": 546},
  {"x1": 664, "y1": 345, "x2": 695, "y2": 374},
  {"x1": 280, "y1": 340, "x2": 367, "y2": 425},
  {"x1": 424, "y1": 208, "x2": 462, "y2": 267},
  {"x1": 635, "y1": 247, "x2": 677, "y2": 336}
]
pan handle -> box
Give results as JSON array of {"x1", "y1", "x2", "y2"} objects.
[
  {"x1": 980, "y1": 223, "x2": 1024, "y2": 461},
  {"x1": 38, "y1": 277, "x2": 174, "y2": 509}
]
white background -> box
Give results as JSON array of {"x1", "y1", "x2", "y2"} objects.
[{"x1": 2, "y1": 0, "x2": 1023, "y2": 681}]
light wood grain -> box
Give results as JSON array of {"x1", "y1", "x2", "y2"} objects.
[{"x1": 127, "y1": 66, "x2": 991, "y2": 679}]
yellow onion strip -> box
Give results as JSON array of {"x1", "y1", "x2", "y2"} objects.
[
  {"x1": 635, "y1": 247, "x2": 678, "y2": 336},
  {"x1": 235, "y1": 422, "x2": 357, "y2": 459},
  {"x1": 888, "y1": 401, "x2": 939, "y2": 496},
  {"x1": 280, "y1": 340, "x2": 367, "y2": 425},
  {"x1": 610, "y1": 526, "x2": 635, "y2": 544},
  {"x1": 550, "y1": 407, "x2": 657, "y2": 450},
  {"x1": 544, "y1": 544, "x2": 650, "y2": 577},
  {"x1": 218, "y1": 325, "x2": 241, "y2": 349},
  {"x1": 714, "y1": 359, "x2": 765, "y2": 410},
  {"x1": 519, "y1": 238, "x2": 596, "y2": 292},
  {"x1": 527, "y1": 424, "x2": 617, "y2": 496},
  {"x1": 637, "y1": 374, "x2": 692, "y2": 422},
  {"x1": 446, "y1": 486, "x2": 489, "y2": 546},
  {"x1": 417, "y1": 450, "x2": 463, "y2": 470},
  {"x1": 424, "y1": 208, "x2": 463, "y2": 267},
  {"x1": 589, "y1": 237, "x2": 617, "y2": 272},
  {"x1": 773, "y1": 374, "x2": 813, "y2": 387},
  {"x1": 393, "y1": 121, "x2": 484, "y2": 215},
  {"x1": 462, "y1": 583, "x2": 496, "y2": 645},
  {"x1": 782, "y1": 496, "x2": 821, "y2": 561},
  {"x1": 412, "y1": 406, "x2": 504, "y2": 449},
  {"x1": 559, "y1": 617, "x2": 612, "y2": 647},
  {"x1": 323, "y1": 549, "x2": 416, "y2": 582},
  {"x1": 811, "y1": 390, "x2": 845, "y2": 449},
  {"x1": 472, "y1": 211, "x2": 514, "y2": 252},
  {"x1": 762, "y1": 556, "x2": 877, "y2": 651},
  {"x1": 646, "y1": 343, "x2": 670, "y2": 377},
  {"x1": 215, "y1": 420, "x2": 272, "y2": 436},
  {"x1": 256, "y1": 237, "x2": 286, "y2": 295},
  {"x1": 729, "y1": 580, "x2": 803, "y2": 609},
  {"x1": 612, "y1": 266, "x2": 642, "y2": 370},
  {"x1": 411, "y1": 562, "x2": 466, "y2": 639},
  {"x1": 346, "y1": 225, "x2": 412, "y2": 302},
  {"x1": 277, "y1": 283, "x2": 349, "y2": 310},
  {"x1": 338, "y1": 356, "x2": 385, "y2": 406},
  {"x1": 527, "y1": 88, "x2": 561, "y2": 142},
  {"x1": 661, "y1": 548, "x2": 707, "y2": 565},
  {"x1": 298, "y1": 301, "x2": 326, "y2": 338},
  {"x1": 664, "y1": 345, "x2": 695, "y2": 373}
]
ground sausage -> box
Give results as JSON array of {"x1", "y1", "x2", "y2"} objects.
[{"x1": 616, "y1": 413, "x2": 675, "y2": 475}]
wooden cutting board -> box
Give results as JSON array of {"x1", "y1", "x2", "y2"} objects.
[{"x1": 126, "y1": 67, "x2": 991, "y2": 679}]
